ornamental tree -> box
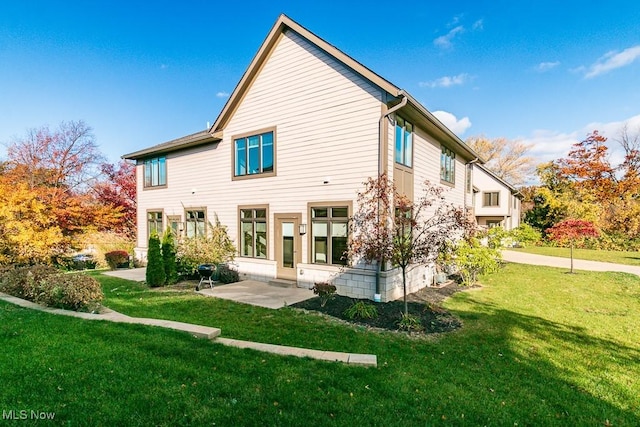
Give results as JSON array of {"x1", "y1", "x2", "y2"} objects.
[
  {"x1": 349, "y1": 173, "x2": 470, "y2": 315},
  {"x1": 546, "y1": 219, "x2": 599, "y2": 273}
]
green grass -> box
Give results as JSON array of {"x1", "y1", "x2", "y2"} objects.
[
  {"x1": 1, "y1": 265, "x2": 639, "y2": 425},
  {"x1": 511, "y1": 245, "x2": 640, "y2": 266}
]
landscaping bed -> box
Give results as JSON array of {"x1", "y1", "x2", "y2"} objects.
[{"x1": 291, "y1": 283, "x2": 466, "y2": 334}]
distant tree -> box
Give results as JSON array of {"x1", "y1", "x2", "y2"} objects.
[
  {"x1": 546, "y1": 219, "x2": 599, "y2": 273},
  {"x1": 465, "y1": 135, "x2": 535, "y2": 186},
  {"x1": 161, "y1": 228, "x2": 178, "y2": 285},
  {"x1": 93, "y1": 160, "x2": 137, "y2": 238},
  {"x1": 146, "y1": 232, "x2": 166, "y2": 287},
  {"x1": 348, "y1": 173, "x2": 470, "y2": 315}
]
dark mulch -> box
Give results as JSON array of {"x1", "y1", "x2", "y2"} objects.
[{"x1": 291, "y1": 282, "x2": 470, "y2": 335}]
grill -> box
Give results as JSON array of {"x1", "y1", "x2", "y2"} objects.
[{"x1": 196, "y1": 264, "x2": 216, "y2": 291}]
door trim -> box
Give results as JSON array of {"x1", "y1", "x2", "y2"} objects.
[{"x1": 274, "y1": 213, "x2": 302, "y2": 280}]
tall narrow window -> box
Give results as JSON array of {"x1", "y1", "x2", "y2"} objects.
[
  {"x1": 147, "y1": 211, "x2": 163, "y2": 237},
  {"x1": 440, "y1": 147, "x2": 455, "y2": 184},
  {"x1": 185, "y1": 209, "x2": 206, "y2": 238},
  {"x1": 144, "y1": 156, "x2": 167, "y2": 188},
  {"x1": 240, "y1": 208, "x2": 268, "y2": 258},
  {"x1": 395, "y1": 117, "x2": 413, "y2": 167},
  {"x1": 311, "y1": 206, "x2": 349, "y2": 265},
  {"x1": 233, "y1": 129, "x2": 275, "y2": 178}
]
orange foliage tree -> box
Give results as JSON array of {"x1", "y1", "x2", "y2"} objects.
[{"x1": 546, "y1": 219, "x2": 599, "y2": 273}]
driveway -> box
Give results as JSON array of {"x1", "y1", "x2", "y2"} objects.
[{"x1": 502, "y1": 250, "x2": 640, "y2": 276}]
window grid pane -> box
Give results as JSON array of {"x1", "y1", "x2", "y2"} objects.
[
  {"x1": 234, "y1": 131, "x2": 274, "y2": 177},
  {"x1": 311, "y1": 206, "x2": 349, "y2": 266}
]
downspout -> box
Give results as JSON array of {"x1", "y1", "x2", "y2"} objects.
[{"x1": 374, "y1": 94, "x2": 407, "y2": 302}]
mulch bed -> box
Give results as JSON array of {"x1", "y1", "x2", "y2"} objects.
[{"x1": 291, "y1": 283, "x2": 471, "y2": 335}]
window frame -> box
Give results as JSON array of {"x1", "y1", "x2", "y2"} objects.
[
  {"x1": 147, "y1": 210, "x2": 164, "y2": 238},
  {"x1": 232, "y1": 127, "x2": 277, "y2": 181},
  {"x1": 394, "y1": 116, "x2": 413, "y2": 168},
  {"x1": 308, "y1": 201, "x2": 352, "y2": 266},
  {"x1": 440, "y1": 146, "x2": 456, "y2": 185},
  {"x1": 184, "y1": 208, "x2": 207, "y2": 238},
  {"x1": 483, "y1": 192, "x2": 500, "y2": 207},
  {"x1": 238, "y1": 205, "x2": 269, "y2": 259},
  {"x1": 143, "y1": 156, "x2": 167, "y2": 189}
]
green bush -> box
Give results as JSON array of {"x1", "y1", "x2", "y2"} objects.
[
  {"x1": 218, "y1": 265, "x2": 240, "y2": 284},
  {"x1": 453, "y1": 238, "x2": 501, "y2": 286},
  {"x1": 34, "y1": 273, "x2": 103, "y2": 312},
  {"x1": 176, "y1": 217, "x2": 236, "y2": 277},
  {"x1": 0, "y1": 265, "x2": 58, "y2": 300},
  {"x1": 105, "y1": 250, "x2": 130, "y2": 270},
  {"x1": 146, "y1": 232, "x2": 166, "y2": 287},
  {"x1": 397, "y1": 312, "x2": 423, "y2": 332},
  {"x1": 312, "y1": 282, "x2": 337, "y2": 307},
  {"x1": 161, "y1": 228, "x2": 178, "y2": 285},
  {"x1": 343, "y1": 300, "x2": 378, "y2": 320},
  {"x1": 510, "y1": 224, "x2": 542, "y2": 247}
]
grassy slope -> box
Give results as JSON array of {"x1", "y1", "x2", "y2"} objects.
[
  {"x1": 511, "y1": 246, "x2": 640, "y2": 266},
  {"x1": 0, "y1": 264, "x2": 638, "y2": 426}
]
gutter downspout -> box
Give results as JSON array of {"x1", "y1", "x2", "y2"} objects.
[{"x1": 373, "y1": 94, "x2": 407, "y2": 302}]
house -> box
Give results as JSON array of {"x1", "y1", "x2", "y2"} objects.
[
  {"x1": 470, "y1": 162, "x2": 522, "y2": 230},
  {"x1": 123, "y1": 14, "x2": 482, "y2": 302}
]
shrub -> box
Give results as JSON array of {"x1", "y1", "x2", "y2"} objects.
[
  {"x1": 312, "y1": 282, "x2": 337, "y2": 307},
  {"x1": 176, "y1": 217, "x2": 236, "y2": 277},
  {"x1": 105, "y1": 250, "x2": 130, "y2": 270},
  {"x1": 0, "y1": 265, "x2": 58, "y2": 300},
  {"x1": 218, "y1": 265, "x2": 240, "y2": 284},
  {"x1": 510, "y1": 224, "x2": 542, "y2": 247},
  {"x1": 34, "y1": 273, "x2": 103, "y2": 312},
  {"x1": 343, "y1": 300, "x2": 378, "y2": 320},
  {"x1": 453, "y1": 238, "x2": 501, "y2": 286},
  {"x1": 146, "y1": 232, "x2": 166, "y2": 287},
  {"x1": 161, "y1": 228, "x2": 178, "y2": 285},
  {"x1": 397, "y1": 312, "x2": 423, "y2": 332},
  {"x1": 76, "y1": 231, "x2": 135, "y2": 269}
]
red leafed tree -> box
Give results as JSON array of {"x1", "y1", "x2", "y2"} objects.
[
  {"x1": 93, "y1": 161, "x2": 137, "y2": 238},
  {"x1": 546, "y1": 219, "x2": 599, "y2": 273},
  {"x1": 349, "y1": 173, "x2": 470, "y2": 314}
]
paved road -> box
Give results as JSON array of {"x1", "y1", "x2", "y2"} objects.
[{"x1": 502, "y1": 250, "x2": 640, "y2": 276}]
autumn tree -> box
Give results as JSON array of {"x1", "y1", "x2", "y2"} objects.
[
  {"x1": 349, "y1": 173, "x2": 469, "y2": 315},
  {"x1": 93, "y1": 160, "x2": 137, "y2": 237},
  {"x1": 466, "y1": 135, "x2": 535, "y2": 186},
  {"x1": 546, "y1": 219, "x2": 599, "y2": 273}
]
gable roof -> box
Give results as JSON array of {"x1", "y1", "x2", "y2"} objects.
[
  {"x1": 124, "y1": 14, "x2": 480, "y2": 161},
  {"x1": 475, "y1": 163, "x2": 522, "y2": 197}
]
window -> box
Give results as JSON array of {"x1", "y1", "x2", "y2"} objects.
[
  {"x1": 483, "y1": 192, "x2": 500, "y2": 207},
  {"x1": 465, "y1": 164, "x2": 472, "y2": 194},
  {"x1": 185, "y1": 209, "x2": 206, "y2": 238},
  {"x1": 144, "y1": 156, "x2": 167, "y2": 188},
  {"x1": 394, "y1": 117, "x2": 413, "y2": 167},
  {"x1": 486, "y1": 220, "x2": 502, "y2": 228},
  {"x1": 234, "y1": 129, "x2": 275, "y2": 178},
  {"x1": 167, "y1": 215, "x2": 182, "y2": 236},
  {"x1": 240, "y1": 208, "x2": 267, "y2": 258},
  {"x1": 440, "y1": 146, "x2": 455, "y2": 184},
  {"x1": 147, "y1": 211, "x2": 163, "y2": 237},
  {"x1": 311, "y1": 206, "x2": 349, "y2": 265}
]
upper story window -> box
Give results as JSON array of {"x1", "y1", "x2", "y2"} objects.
[
  {"x1": 483, "y1": 192, "x2": 500, "y2": 207},
  {"x1": 234, "y1": 129, "x2": 275, "y2": 179},
  {"x1": 440, "y1": 146, "x2": 455, "y2": 184},
  {"x1": 144, "y1": 156, "x2": 167, "y2": 188},
  {"x1": 311, "y1": 206, "x2": 349, "y2": 266},
  {"x1": 394, "y1": 117, "x2": 413, "y2": 167}
]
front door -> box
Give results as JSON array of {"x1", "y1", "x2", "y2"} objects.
[{"x1": 274, "y1": 213, "x2": 301, "y2": 280}]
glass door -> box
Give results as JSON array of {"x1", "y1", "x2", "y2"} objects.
[{"x1": 274, "y1": 214, "x2": 301, "y2": 280}]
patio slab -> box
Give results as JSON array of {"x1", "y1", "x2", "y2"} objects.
[{"x1": 197, "y1": 280, "x2": 315, "y2": 309}]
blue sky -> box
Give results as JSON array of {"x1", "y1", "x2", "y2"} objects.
[{"x1": 1, "y1": 1, "x2": 639, "y2": 167}]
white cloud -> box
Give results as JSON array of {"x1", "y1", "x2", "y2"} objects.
[
  {"x1": 216, "y1": 91, "x2": 230, "y2": 98},
  {"x1": 472, "y1": 19, "x2": 484, "y2": 31},
  {"x1": 419, "y1": 73, "x2": 471, "y2": 88},
  {"x1": 584, "y1": 45, "x2": 640, "y2": 78},
  {"x1": 535, "y1": 61, "x2": 560, "y2": 72},
  {"x1": 432, "y1": 110, "x2": 472, "y2": 136},
  {"x1": 433, "y1": 25, "x2": 464, "y2": 49}
]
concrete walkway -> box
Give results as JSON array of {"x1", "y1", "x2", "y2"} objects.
[
  {"x1": 0, "y1": 291, "x2": 376, "y2": 367},
  {"x1": 502, "y1": 250, "x2": 640, "y2": 276}
]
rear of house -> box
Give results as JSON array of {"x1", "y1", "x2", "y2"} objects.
[{"x1": 124, "y1": 15, "x2": 479, "y2": 302}]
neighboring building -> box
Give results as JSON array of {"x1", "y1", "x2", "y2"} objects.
[
  {"x1": 470, "y1": 163, "x2": 522, "y2": 230},
  {"x1": 123, "y1": 14, "x2": 481, "y2": 302}
]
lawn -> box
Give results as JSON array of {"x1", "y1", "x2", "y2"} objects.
[
  {"x1": 1, "y1": 264, "x2": 638, "y2": 425},
  {"x1": 511, "y1": 245, "x2": 640, "y2": 266}
]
